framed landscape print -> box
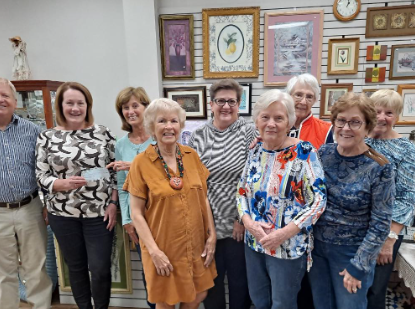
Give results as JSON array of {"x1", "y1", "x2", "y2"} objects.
[
  {"x1": 164, "y1": 86, "x2": 207, "y2": 119},
  {"x1": 366, "y1": 5, "x2": 415, "y2": 38},
  {"x1": 397, "y1": 84, "x2": 415, "y2": 125},
  {"x1": 264, "y1": 10, "x2": 324, "y2": 86},
  {"x1": 239, "y1": 83, "x2": 252, "y2": 116},
  {"x1": 390, "y1": 44, "x2": 415, "y2": 80},
  {"x1": 159, "y1": 15, "x2": 195, "y2": 79},
  {"x1": 202, "y1": 7, "x2": 260, "y2": 79},
  {"x1": 328, "y1": 38, "x2": 360, "y2": 75},
  {"x1": 56, "y1": 213, "x2": 132, "y2": 293},
  {"x1": 320, "y1": 83, "x2": 353, "y2": 119}
]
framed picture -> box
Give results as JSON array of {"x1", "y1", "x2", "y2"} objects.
[
  {"x1": 320, "y1": 83, "x2": 353, "y2": 119},
  {"x1": 390, "y1": 44, "x2": 415, "y2": 80},
  {"x1": 328, "y1": 38, "x2": 360, "y2": 75},
  {"x1": 164, "y1": 86, "x2": 207, "y2": 119},
  {"x1": 366, "y1": 5, "x2": 415, "y2": 38},
  {"x1": 202, "y1": 7, "x2": 260, "y2": 79},
  {"x1": 397, "y1": 84, "x2": 415, "y2": 125},
  {"x1": 362, "y1": 88, "x2": 394, "y2": 97},
  {"x1": 159, "y1": 15, "x2": 195, "y2": 79},
  {"x1": 264, "y1": 10, "x2": 324, "y2": 86},
  {"x1": 365, "y1": 67, "x2": 386, "y2": 83},
  {"x1": 366, "y1": 45, "x2": 387, "y2": 61},
  {"x1": 56, "y1": 213, "x2": 132, "y2": 293},
  {"x1": 239, "y1": 83, "x2": 252, "y2": 116}
]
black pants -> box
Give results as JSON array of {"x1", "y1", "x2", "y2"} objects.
[
  {"x1": 49, "y1": 214, "x2": 114, "y2": 309},
  {"x1": 203, "y1": 238, "x2": 251, "y2": 309}
]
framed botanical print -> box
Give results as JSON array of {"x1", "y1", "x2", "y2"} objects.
[
  {"x1": 202, "y1": 7, "x2": 260, "y2": 78},
  {"x1": 264, "y1": 10, "x2": 324, "y2": 86},
  {"x1": 159, "y1": 15, "x2": 195, "y2": 79},
  {"x1": 56, "y1": 213, "x2": 132, "y2": 293},
  {"x1": 397, "y1": 84, "x2": 415, "y2": 125},
  {"x1": 366, "y1": 5, "x2": 415, "y2": 38},
  {"x1": 164, "y1": 86, "x2": 207, "y2": 119},
  {"x1": 390, "y1": 44, "x2": 415, "y2": 80},
  {"x1": 239, "y1": 83, "x2": 252, "y2": 116},
  {"x1": 320, "y1": 83, "x2": 353, "y2": 119},
  {"x1": 366, "y1": 45, "x2": 387, "y2": 61},
  {"x1": 365, "y1": 67, "x2": 386, "y2": 83},
  {"x1": 328, "y1": 38, "x2": 360, "y2": 75}
]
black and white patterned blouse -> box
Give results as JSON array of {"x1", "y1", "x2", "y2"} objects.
[{"x1": 35, "y1": 124, "x2": 117, "y2": 218}]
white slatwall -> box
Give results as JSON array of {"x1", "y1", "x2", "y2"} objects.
[{"x1": 59, "y1": 1, "x2": 415, "y2": 308}]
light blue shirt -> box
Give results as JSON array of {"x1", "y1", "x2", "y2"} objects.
[{"x1": 115, "y1": 134, "x2": 155, "y2": 226}]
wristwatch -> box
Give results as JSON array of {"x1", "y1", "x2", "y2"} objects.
[
  {"x1": 388, "y1": 231, "x2": 399, "y2": 240},
  {"x1": 108, "y1": 199, "x2": 119, "y2": 207},
  {"x1": 235, "y1": 215, "x2": 243, "y2": 225}
]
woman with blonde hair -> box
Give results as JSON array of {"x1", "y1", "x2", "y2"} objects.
[{"x1": 366, "y1": 89, "x2": 415, "y2": 309}]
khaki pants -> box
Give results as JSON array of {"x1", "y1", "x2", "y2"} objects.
[{"x1": 0, "y1": 196, "x2": 52, "y2": 309}]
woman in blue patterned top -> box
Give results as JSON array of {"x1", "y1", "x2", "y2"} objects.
[
  {"x1": 309, "y1": 93, "x2": 395, "y2": 309},
  {"x1": 366, "y1": 89, "x2": 415, "y2": 309},
  {"x1": 237, "y1": 89, "x2": 326, "y2": 309}
]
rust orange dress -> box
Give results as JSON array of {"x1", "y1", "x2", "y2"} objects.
[{"x1": 123, "y1": 144, "x2": 217, "y2": 305}]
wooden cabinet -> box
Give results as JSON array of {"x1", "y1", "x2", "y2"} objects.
[{"x1": 12, "y1": 80, "x2": 63, "y2": 129}]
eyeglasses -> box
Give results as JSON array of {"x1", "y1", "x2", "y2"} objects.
[
  {"x1": 293, "y1": 92, "x2": 315, "y2": 104},
  {"x1": 334, "y1": 118, "x2": 365, "y2": 130},
  {"x1": 213, "y1": 98, "x2": 238, "y2": 107}
]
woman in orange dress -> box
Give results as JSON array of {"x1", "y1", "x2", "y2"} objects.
[{"x1": 123, "y1": 98, "x2": 217, "y2": 309}]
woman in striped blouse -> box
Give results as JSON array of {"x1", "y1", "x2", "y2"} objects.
[{"x1": 189, "y1": 79, "x2": 255, "y2": 309}]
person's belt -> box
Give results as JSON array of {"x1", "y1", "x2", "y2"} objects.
[{"x1": 0, "y1": 191, "x2": 39, "y2": 209}]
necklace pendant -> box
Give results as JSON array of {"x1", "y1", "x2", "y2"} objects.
[{"x1": 169, "y1": 177, "x2": 183, "y2": 190}]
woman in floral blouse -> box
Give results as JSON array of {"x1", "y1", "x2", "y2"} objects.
[{"x1": 237, "y1": 89, "x2": 326, "y2": 309}]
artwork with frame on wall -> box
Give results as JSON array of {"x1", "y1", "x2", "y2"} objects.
[
  {"x1": 55, "y1": 213, "x2": 132, "y2": 293},
  {"x1": 327, "y1": 37, "x2": 360, "y2": 75},
  {"x1": 164, "y1": 86, "x2": 207, "y2": 120},
  {"x1": 362, "y1": 88, "x2": 393, "y2": 97},
  {"x1": 365, "y1": 5, "x2": 415, "y2": 38},
  {"x1": 390, "y1": 44, "x2": 415, "y2": 80},
  {"x1": 366, "y1": 45, "x2": 387, "y2": 61},
  {"x1": 159, "y1": 15, "x2": 195, "y2": 79},
  {"x1": 264, "y1": 10, "x2": 324, "y2": 86},
  {"x1": 239, "y1": 83, "x2": 252, "y2": 116},
  {"x1": 320, "y1": 83, "x2": 353, "y2": 119},
  {"x1": 202, "y1": 7, "x2": 260, "y2": 79},
  {"x1": 365, "y1": 67, "x2": 386, "y2": 83},
  {"x1": 397, "y1": 84, "x2": 415, "y2": 125}
]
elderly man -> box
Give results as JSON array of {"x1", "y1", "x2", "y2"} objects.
[
  {"x1": 0, "y1": 78, "x2": 51, "y2": 309},
  {"x1": 286, "y1": 73, "x2": 334, "y2": 149}
]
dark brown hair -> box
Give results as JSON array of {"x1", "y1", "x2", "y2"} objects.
[{"x1": 209, "y1": 79, "x2": 243, "y2": 102}]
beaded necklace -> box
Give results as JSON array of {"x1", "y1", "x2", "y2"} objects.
[{"x1": 154, "y1": 144, "x2": 184, "y2": 190}]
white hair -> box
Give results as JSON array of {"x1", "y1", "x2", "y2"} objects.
[
  {"x1": 286, "y1": 73, "x2": 319, "y2": 102},
  {"x1": 0, "y1": 78, "x2": 17, "y2": 100},
  {"x1": 144, "y1": 98, "x2": 186, "y2": 138},
  {"x1": 252, "y1": 89, "x2": 296, "y2": 128}
]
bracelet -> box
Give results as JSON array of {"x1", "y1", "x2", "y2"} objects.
[{"x1": 108, "y1": 199, "x2": 119, "y2": 207}]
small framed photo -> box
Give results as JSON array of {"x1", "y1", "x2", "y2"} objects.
[
  {"x1": 239, "y1": 83, "x2": 252, "y2": 116},
  {"x1": 159, "y1": 15, "x2": 195, "y2": 79},
  {"x1": 264, "y1": 10, "x2": 324, "y2": 86},
  {"x1": 390, "y1": 44, "x2": 415, "y2": 80},
  {"x1": 202, "y1": 7, "x2": 260, "y2": 79},
  {"x1": 164, "y1": 86, "x2": 207, "y2": 119},
  {"x1": 328, "y1": 38, "x2": 360, "y2": 75},
  {"x1": 397, "y1": 84, "x2": 415, "y2": 125},
  {"x1": 320, "y1": 83, "x2": 353, "y2": 119}
]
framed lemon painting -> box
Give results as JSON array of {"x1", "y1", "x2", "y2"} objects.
[{"x1": 202, "y1": 7, "x2": 260, "y2": 78}]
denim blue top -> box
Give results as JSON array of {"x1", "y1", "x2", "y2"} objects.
[
  {"x1": 115, "y1": 134, "x2": 155, "y2": 226},
  {"x1": 237, "y1": 141, "x2": 326, "y2": 270},
  {"x1": 0, "y1": 114, "x2": 40, "y2": 202},
  {"x1": 366, "y1": 137, "x2": 415, "y2": 228},
  {"x1": 315, "y1": 144, "x2": 394, "y2": 280}
]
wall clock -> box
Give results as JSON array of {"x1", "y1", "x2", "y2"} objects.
[{"x1": 333, "y1": 0, "x2": 361, "y2": 21}]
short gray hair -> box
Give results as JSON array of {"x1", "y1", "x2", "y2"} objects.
[
  {"x1": 370, "y1": 89, "x2": 403, "y2": 116},
  {"x1": 253, "y1": 89, "x2": 296, "y2": 128},
  {"x1": 286, "y1": 73, "x2": 319, "y2": 103},
  {"x1": 0, "y1": 78, "x2": 17, "y2": 100},
  {"x1": 144, "y1": 98, "x2": 186, "y2": 139}
]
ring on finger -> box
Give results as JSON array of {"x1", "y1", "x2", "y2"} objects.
[{"x1": 352, "y1": 288, "x2": 357, "y2": 293}]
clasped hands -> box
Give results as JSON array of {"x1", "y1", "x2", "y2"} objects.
[{"x1": 244, "y1": 217, "x2": 285, "y2": 250}]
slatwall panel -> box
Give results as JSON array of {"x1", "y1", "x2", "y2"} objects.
[{"x1": 160, "y1": 0, "x2": 415, "y2": 137}]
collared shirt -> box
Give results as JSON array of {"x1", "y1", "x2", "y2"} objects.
[{"x1": 0, "y1": 114, "x2": 41, "y2": 202}]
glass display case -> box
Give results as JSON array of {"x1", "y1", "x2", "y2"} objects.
[{"x1": 12, "y1": 80, "x2": 63, "y2": 130}]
